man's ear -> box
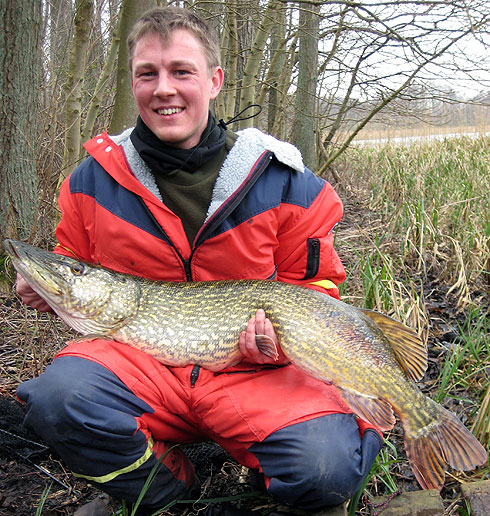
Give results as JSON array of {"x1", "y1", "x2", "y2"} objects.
[{"x1": 210, "y1": 67, "x2": 224, "y2": 100}]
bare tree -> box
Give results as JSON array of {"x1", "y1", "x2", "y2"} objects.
[
  {"x1": 237, "y1": 0, "x2": 281, "y2": 129},
  {"x1": 292, "y1": 3, "x2": 320, "y2": 170},
  {"x1": 14, "y1": 0, "x2": 490, "y2": 236},
  {"x1": 81, "y1": 9, "x2": 121, "y2": 148},
  {"x1": 62, "y1": 0, "x2": 94, "y2": 178},
  {"x1": 312, "y1": 0, "x2": 490, "y2": 174},
  {"x1": 0, "y1": 0, "x2": 42, "y2": 241},
  {"x1": 109, "y1": 0, "x2": 156, "y2": 135}
]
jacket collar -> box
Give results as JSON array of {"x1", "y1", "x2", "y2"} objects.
[{"x1": 107, "y1": 127, "x2": 305, "y2": 220}]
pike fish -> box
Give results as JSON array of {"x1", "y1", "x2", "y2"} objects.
[{"x1": 5, "y1": 239, "x2": 487, "y2": 490}]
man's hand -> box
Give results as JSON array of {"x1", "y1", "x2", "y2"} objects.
[
  {"x1": 239, "y1": 309, "x2": 289, "y2": 365},
  {"x1": 16, "y1": 274, "x2": 53, "y2": 312}
]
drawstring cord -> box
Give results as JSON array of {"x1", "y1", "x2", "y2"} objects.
[
  {"x1": 219, "y1": 104, "x2": 262, "y2": 129},
  {"x1": 178, "y1": 104, "x2": 263, "y2": 170}
]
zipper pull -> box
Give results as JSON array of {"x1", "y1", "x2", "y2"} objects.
[{"x1": 190, "y1": 365, "x2": 200, "y2": 388}]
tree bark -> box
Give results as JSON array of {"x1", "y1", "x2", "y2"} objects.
[
  {"x1": 108, "y1": 0, "x2": 156, "y2": 135},
  {"x1": 61, "y1": 0, "x2": 94, "y2": 179},
  {"x1": 219, "y1": 0, "x2": 240, "y2": 123},
  {"x1": 0, "y1": 0, "x2": 42, "y2": 241},
  {"x1": 238, "y1": 0, "x2": 279, "y2": 129},
  {"x1": 81, "y1": 12, "x2": 121, "y2": 149},
  {"x1": 263, "y1": 8, "x2": 287, "y2": 134},
  {"x1": 291, "y1": 4, "x2": 319, "y2": 171}
]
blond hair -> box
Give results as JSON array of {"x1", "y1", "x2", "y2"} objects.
[{"x1": 128, "y1": 6, "x2": 221, "y2": 74}]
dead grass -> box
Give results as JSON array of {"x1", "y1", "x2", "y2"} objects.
[{"x1": 0, "y1": 292, "x2": 75, "y2": 398}]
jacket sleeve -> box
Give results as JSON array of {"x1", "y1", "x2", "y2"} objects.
[
  {"x1": 274, "y1": 171, "x2": 346, "y2": 299},
  {"x1": 53, "y1": 165, "x2": 94, "y2": 262}
]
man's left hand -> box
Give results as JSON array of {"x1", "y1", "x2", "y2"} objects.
[{"x1": 239, "y1": 309, "x2": 289, "y2": 365}]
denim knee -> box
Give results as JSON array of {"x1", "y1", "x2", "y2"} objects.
[{"x1": 249, "y1": 414, "x2": 382, "y2": 509}]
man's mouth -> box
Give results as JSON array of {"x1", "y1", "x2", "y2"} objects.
[{"x1": 156, "y1": 107, "x2": 184, "y2": 115}]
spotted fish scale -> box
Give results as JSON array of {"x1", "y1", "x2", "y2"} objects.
[{"x1": 4, "y1": 239, "x2": 487, "y2": 491}]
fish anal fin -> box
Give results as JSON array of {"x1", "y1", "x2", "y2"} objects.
[
  {"x1": 255, "y1": 334, "x2": 279, "y2": 361},
  {"x1": 336, "y1": 386, "x2": 395, "y2": 432},
  {"x1": 403, "y1": 401, "x2": 488, "y2": 491},
  {"x1": 361, "y1": 309, "x2": 427, "y2": 382}
]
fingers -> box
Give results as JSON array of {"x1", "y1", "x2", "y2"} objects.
[
  {"x1": 254, "y1": 308, "x2": 266, "y2": 336},
  {"x1": 239, "y1": 316, "x2": 257, "y2": 359},
  {"x1": 16, "y1": 274, "x2": 53, "y2": 312},
  {"x1": 239, "y1": 309, "x2": 288, "y2": 365}
]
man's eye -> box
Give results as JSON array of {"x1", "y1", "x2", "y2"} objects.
[
  {"x1": 175, "y1": 70, "x2": 190, "y2": 76},
  {"x1": 136, "y1": 71, "x2": 154, "y2": 78}
]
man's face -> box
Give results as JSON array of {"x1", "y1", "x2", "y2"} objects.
[{"x1": 131, "y1": 30, "x2": 223, "y2": 149}]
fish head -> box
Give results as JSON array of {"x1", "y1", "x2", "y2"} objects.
[{"x1": 4, "y1": 239, "x2": 141, "y2": 335}]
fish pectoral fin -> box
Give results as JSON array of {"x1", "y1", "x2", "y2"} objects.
[
  {"x1": 255, "y1": 335, "x2": 279, "y2": 361},
  {"x1": 336, "y1": 386, "x2": 395, "y2": 432},
  {"x1": 361, "y1": 309, "x2": 427, "y2": 382}
]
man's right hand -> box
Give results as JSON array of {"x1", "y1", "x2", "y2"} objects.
[{"x1": 16, "y1": 274, "x2": 53, "y2": 312}]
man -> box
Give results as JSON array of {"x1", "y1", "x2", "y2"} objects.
[{"x1": 16, "y1": 7, "x2": 382, "y2": 515}]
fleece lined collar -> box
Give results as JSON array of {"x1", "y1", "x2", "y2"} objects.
[{"x1": 111, "y1": 127, "x2": 305, "y2": 222}]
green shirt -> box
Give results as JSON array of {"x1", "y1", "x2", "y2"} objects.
[{"x1": 152, "y1": 131, "x2": 237, "y2": 246}]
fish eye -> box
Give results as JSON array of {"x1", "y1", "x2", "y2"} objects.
[{"x1": 71, "y1": 263, "x2": 85, "y2": 275}]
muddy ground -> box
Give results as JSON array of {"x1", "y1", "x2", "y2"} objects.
[{"x1": 0, "y1": 199, "x2": 488, "y2": 515}]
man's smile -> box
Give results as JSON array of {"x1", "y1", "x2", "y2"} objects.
[{"x1": 156, "y1": 107, "x2": 184, "y2": 116}]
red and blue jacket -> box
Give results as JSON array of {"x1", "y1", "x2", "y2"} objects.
[{"x1": 55, "y1": 127, "x2": 346, "y2": 300}]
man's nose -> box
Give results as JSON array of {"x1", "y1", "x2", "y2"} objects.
[{"x1": 153, "y1": 73, "x2": 176, "y2": 97}]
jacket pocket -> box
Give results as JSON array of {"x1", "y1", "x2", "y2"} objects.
[{"x1": 303, "y1": 238, "x2": 320, "y2": 279}]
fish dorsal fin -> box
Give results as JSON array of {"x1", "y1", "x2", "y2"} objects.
[
  {"x1": 337, "y1": 386, "x2": 395, "y2": 432},
  {"x1": 361, "y1": 309, "x2": 427, "y2": 382}
]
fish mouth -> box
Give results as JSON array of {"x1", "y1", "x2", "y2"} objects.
[
  {"x1": 3, "y1": 239, "x2": 21, "y2": 260},
  {"x1": 4, "y1": 239, "x2": 68, "y2": 299}
]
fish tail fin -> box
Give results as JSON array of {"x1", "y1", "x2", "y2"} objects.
[{"x1": 404, "y1": 402, "x2": 488, "y2": 490}]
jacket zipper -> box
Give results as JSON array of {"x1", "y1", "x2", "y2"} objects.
[
  {"x1": 138, "y1": 153, "x2": 273, "y2": 386},
  {"x1": 138, "y1": 151, "x2": 273, "y2": 280},
  {"x1": 194, "y1": 151, "x2": 273, "y2": 248},
  {"x1": 138, "y1": 199, "x2": 194, "y2": 280}
]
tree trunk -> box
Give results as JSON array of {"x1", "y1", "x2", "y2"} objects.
[
  {"x1": 291, "y1": 4, "x2": 319, "y2": 171},
  {"x1": 238, "y1": 0, "x2": 279, "y2": 129},
  {"x1": 61, "y1": 0, "x2": 94, "y2": 179},
  {"x1": 0, "y1": 0, "x2": 42, "y2": 242},
  {"x1": 218, "y1": 0, "x2": 239, "y2": 123},
  {"x1": 271, "y1": 32, "x2": 298, "y2": 140},
  {"x1": 81, "y1": 12, "x2": 121, "y2": 149},
  {"x1": 264, "y1": 8, "x2": 286, "y2": 135},
  {"x1": 108, "y1": 0, "x2": 156, "y2": 135}
]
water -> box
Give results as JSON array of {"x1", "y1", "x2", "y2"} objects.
[{"x1": 352, "y1": 131, "x2": 490, "y2": 146}]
